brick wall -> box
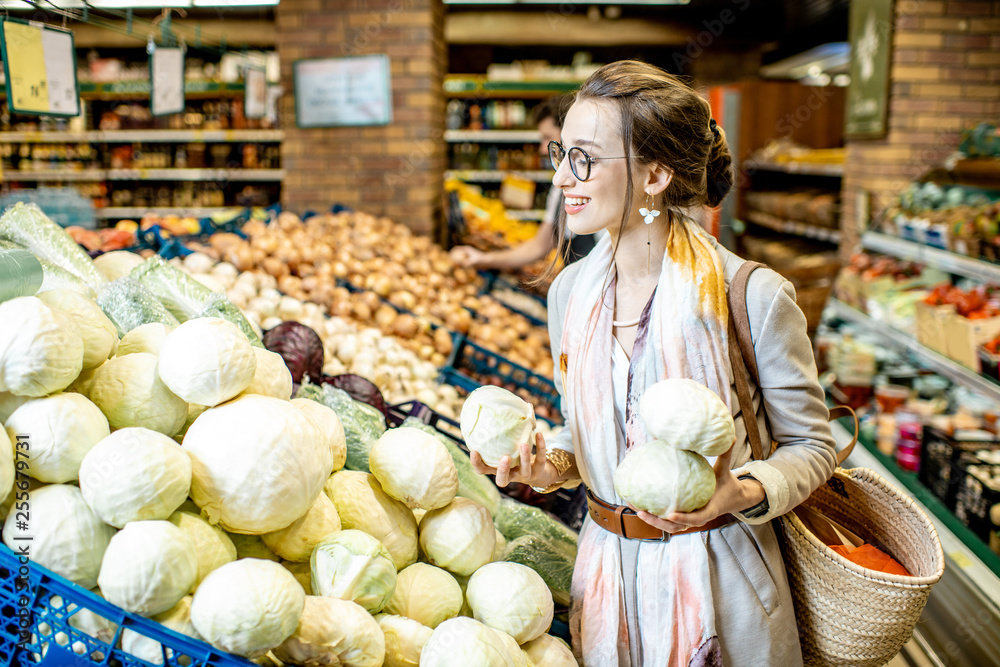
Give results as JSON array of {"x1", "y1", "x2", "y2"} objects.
[
  {"x1": 276, "y1": 0, "x2": 447, "y2": 234},
  {"x1": 840, "y1": 0, "x2": 1000, "y2": 255}
]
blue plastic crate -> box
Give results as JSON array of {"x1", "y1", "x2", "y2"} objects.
[
  {"x1": 0, "y1": 546, "x2": 252, "y2": 667},
  {"x1": 444, "y1": 338, "x2": 562, "y2": 426}
]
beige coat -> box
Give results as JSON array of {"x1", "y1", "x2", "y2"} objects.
[{"x1": 546, "y1": 237, "x2": 837, "y2": 666}]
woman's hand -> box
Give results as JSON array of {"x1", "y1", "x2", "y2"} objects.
[
  {"x1": 469, "y1": 432, "x2": 559, "y2": 489},
  {"x1": 449, "y1": 245, "x2": 487, "y2": 269},
  {"x1": 633, "y1": 441, "x2": 767, "y2": 534}
]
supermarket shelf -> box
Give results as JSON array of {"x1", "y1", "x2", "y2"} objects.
[
  {"x1": 445, "y1": 170, "x2": 553, "y2": 183},
  {"x1": 105, "y1": 168, "x2": 284, "y2": 181},
  {"x1": 444, "y1": 130, "x2": 541, "y2": 143},
  {"x1": 746, "y1": 210, "x2": 842, "y2": 243},
  {"x1": 444, "y1": 78, "x2": 582, "y2": 98},
  {"x1": 95, "y1": 207, "x2": 236, "y2": 220},
  {"x1": 746, "y1": 160, "x2": 844, "y2": 177},
  {"x1": 862, "y1": 231, "x2": 1000, "y2": 284},
  {"x1": 4, "y1": 169, "x2": 107, "y2": 181},
  {"x1": 0, "y1": 130, "x2": 284, "y2": 143},
  {"x1": 506, "y1": 209, "x2": 546, "y2": 221},
  {"x1": 827, "y1": 298, "x2": 1000, "y2": 403},
  {"x1": 7, "y1": 168, "x2": 284, "y2": 182},
  {"x1": 0, "y1": 81, "x2": 245, "y2": 99}
]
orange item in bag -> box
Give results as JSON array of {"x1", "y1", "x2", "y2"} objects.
[{"x1": 830, "y1": 543, "x2": 911, "y2": 576}]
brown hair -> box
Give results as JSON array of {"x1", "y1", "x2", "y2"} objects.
[{"x1": 542, "y1": 60, "x2": 733, "y2": 282}]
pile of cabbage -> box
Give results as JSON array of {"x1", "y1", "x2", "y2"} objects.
[{"x1": 0, "y1": 207, "x2": 580, "y2": 667}]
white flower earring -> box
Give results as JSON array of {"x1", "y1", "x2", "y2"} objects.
[{"x1": 639, "y1": 193, "x2": 660, "y2": 225}]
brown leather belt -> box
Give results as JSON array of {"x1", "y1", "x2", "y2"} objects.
[{"x1": 586, "y1": 490, "x2": 736, "y2": 541}]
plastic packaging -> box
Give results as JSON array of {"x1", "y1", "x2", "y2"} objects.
[
  {"x1": 0, "y1": 249, "x2": 43, "y2": 303},
  {"x1": 198, "y1": 292, "x2": 263, "y2": 348},
  {"x1": 494, "y1": 497, "x2": 578, "y2": 555},
  {"x1": 130, "y1": 255, "x2": 214, "y2": 322},
  {"x1": 0, "y1": 202, "x2": 105, "y2": 289},
  {"x1": 96, "y1": 277, "x2": 181, "y2": 336},
  {"x1": 503, "y1": 535, "x2": 574, "y2": 607}
]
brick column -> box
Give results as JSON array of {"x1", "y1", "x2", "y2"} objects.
[
  {"x1": 840, "y1": 0, "x2": 1000, "y2": 255},
  {"x1": 276, "y1": 0, "x2": 447, "y2": 235}
]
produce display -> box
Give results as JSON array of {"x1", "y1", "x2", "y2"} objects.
[
  {"x1": 0, "y1": 203, "x2": 581, "y2": 665},
  {"x1": 878, "y1": 181, "x2": 1000, "y2": 260}
]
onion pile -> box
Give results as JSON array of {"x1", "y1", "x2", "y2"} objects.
[{"x1": 189, "y1": 211, "x2": 553, "y2": 376}]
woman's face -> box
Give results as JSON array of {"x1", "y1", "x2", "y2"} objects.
[{"x1": 553, "y1": 98, "x2": 645, "y2": 237}]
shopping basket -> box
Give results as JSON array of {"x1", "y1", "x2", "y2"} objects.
[{"x1": 0, "y1": 545, "x2": 252, "y2": 667}]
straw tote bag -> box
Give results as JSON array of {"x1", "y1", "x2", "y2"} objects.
[{"x1": 727, "y1": 262, "x2": 945, "y2": 667}]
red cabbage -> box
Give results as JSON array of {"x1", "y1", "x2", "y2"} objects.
[
  {"x1": 321, "y1": 373, "x2": 387, "y2": 416},
  {"x1": 263, "y1": 321, "x2": 324, "y2": 384}
]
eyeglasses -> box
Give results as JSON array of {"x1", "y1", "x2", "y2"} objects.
[{"x1": 547, "y1": 141, "x2": 636, "y2": 181}]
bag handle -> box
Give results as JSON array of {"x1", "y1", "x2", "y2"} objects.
[{"x1": 726, "y1": 262, "x2": 858, "y2": 466}]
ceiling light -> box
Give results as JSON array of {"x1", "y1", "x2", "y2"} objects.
[
  {"x1": 443, "y1": 0, "x2": 687, "y2": 4},
  {"x1": 759, "y1": 42, "x2": 850, "y2": 80}
]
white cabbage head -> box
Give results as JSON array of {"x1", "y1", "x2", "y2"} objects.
[
  {"x1": 183, "y1": 394, "x2": 330, "y2": 534},
  {"x1": 157, "y1": 317, "x2": 256, "y2": 406},
  {"x1": 274, "y1": 596, "x2": 385, "y2": 667},
  {"x1": 2, "y1": 484, "x2": 114, "y2": 588},
  {"x1": 638, "y1": 379, "x2": 735, "y2": 456},
  {"x1": 310, "y1": 529, "x2": 397, "y2": 613},
  {"x1": 79, "y1": 427, "x2": 191, "y2": 528},
  {"x1": 98, "y1": 520, "x2": 198, "y2": 616},
  {"x1": 282, "y1": 561, "x2": 313, "y2": 594},
  {"x1": 377, "y1": 614, "x2": 432, "y2": 667},
  {"x1": 121, "y1": 596, "x2": 202, "y2": 665},
  {"x1": 116, "y1": 322, "x2": 170, "y2": 357},
  {"x1": 523, "y1": 634, "x2": 578, "y2": 666},
  {"x1": 323, "y1": 470, "x2": 418, "y2": 570},
  {"x1": 291, "y1": 398, "x2": 347, "y2": 472},
  {"x1": 383, "y1": 562, "x2": 462, "y2": 629},
  {"x1": 226, "y1": 533, "x2": 281, "y2": 562},
  {"x1": 190, "y1": 558, "x2": 305, "y2": 658},
  {"x1": 613, "y1": 439, "x2": 716, "y2": 517},
  {"x1": 0, "y1": 296, "x2": 84, "y2": 397},
  {"x1": 460, "y1": 386, "x2": 536, "y2": 468},
  {"x1": 168, "y1": 511, "x2": 237, "y2": 590},
  {"x1": 369, "y1": 427, "x2": 458, "y2": 511},
  {"x1": 492, "y1": 529, "x2": 507, "y2": 562},
  {"x1": 89, "y1": 353, "x2": 187, "y2": 436},
  {"x1": 0, "y1": 391, "x2": 30, "y2": 423},
  {"x1": 93, "y1": 250, "x2": 144, "y2": 281},
  {"x1": 420, "y1": 617, "x2": 522, "y2": 667},
  {"x1": 239, "y1": 347, "x2": 293, "y2": 400},
  {"x1": 6, "y1": 393, "x2": 109, "y2": 483},
  {"x1": 0, "y1": 428, "x2": 13, "y2": 505},
  {"x1": 467, "y1": 561, "x2": 554, "y2": 644},
  {"x1": 418, "y1": 497, "x2": 495, "y2": 577},
  {"x1": 262, "y1": 491, "x2": 341, "y2": 563},
  {"x1": 36, "y1": 289, "x2": 118, "y2": 369}
]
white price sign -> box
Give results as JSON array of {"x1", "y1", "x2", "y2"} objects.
[
  {"x1": 0, "y1": 19, "x2": 79, "y2": 118},
  {"x1": 150, "y1": 46, "x2": 185, "y2": 117},
  {"x1": 294, "y1": 54, "x2": 392, "y2": 128}
]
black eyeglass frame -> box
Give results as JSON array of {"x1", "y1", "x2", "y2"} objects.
[{"x1": 547, "y1": 140, "x2": 638, "y2": 181}]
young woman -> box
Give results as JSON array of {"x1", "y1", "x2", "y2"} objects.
[{"x1": 470, "y1": 61, "x2": 837, "y2": 666}]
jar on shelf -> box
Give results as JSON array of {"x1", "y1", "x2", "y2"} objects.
[{"x1": 895, "y1": 411, "x2": 923, "y2": 473}]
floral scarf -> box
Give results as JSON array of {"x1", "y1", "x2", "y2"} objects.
[{"x1": 558, "y1": 217, "x2": 731, "y2": 666}]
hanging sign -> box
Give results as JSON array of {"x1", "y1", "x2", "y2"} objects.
[
  {"x1": 0, "y1": 19, "x2": 80, "y2": 117},
  {"x1": 149, "y1": 45, "x2": 185, "y2": 117},
  {"x1": 245, "y1": 66, "x2": 267, "y2": 120},
  {"x1": 845, "y1": 0, "x2": 893, "y2": 139},
  {"x1": 293, "y1": 54, "x2": 392, "y2": 128}
]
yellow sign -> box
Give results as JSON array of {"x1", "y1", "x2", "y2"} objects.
[{"x1": 4, "y1": 22, "x2": 48, "y2": 114}]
